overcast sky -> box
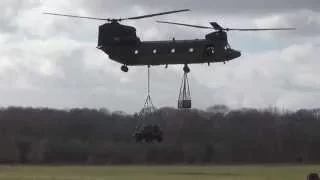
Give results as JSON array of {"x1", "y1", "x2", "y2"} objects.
[{"x1": 1, "y1": 0, "x2": 320, "y2": 113}]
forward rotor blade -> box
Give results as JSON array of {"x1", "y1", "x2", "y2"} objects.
[
  {"x1": 226, "y1": 28, "x2": 296, "y2": 31},
  {"x1": 123, "y1": 9, "x2": 190, "y2": 20},
  {"x1": 156, "y1": 20, "x2": 214, "y2": 29},
  {"x1": 157, "y1": 20, "x2": 296, "y2": 31},
  {"x1": 43, "y1": 12, "x2": 110, "y2": 21},
  {"x1": 210, "y1": 22, "x2": 224, "y2": 30}
]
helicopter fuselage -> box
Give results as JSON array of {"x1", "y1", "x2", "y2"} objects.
[
  {"x1": 98, "y1": 39, "x2": 241, "y2": 66},
  {"x1": 97, "y1": 22, "x2": 241, "y2": 67}
]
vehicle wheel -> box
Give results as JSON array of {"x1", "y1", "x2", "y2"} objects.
[
  {"x1": 183, "y1": 65, "x2": 190, "y2": 73},
  {"x1": 121, "y1": 65, "x2": 129, "y2": 72}
]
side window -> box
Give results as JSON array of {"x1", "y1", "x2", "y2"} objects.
[{"x1": 153, "y1": 49, "x2": 157, "y2": 54}]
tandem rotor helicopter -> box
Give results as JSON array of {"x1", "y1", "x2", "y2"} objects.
[{"x1": 44, "y1": 9, "x2": 295, "y2": 73}]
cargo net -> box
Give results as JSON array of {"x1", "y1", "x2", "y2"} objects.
[
  {"x1": 178, "y1": 72, "x2": 192, "y2": 109},
  {"x1": 138, "y1": 94, "x2": 157, "y2": 125},
  {"x1": 133, "y1": 67, "x2": 163, "y2": 143}
]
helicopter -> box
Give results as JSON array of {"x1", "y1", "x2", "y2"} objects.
[{"x1": 44, "y1": 9, "x2": 295, "y2": 73}]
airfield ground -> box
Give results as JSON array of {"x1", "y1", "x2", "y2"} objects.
[{"x1": 0, "y1": 165, "x2": 318, "y2": 180}]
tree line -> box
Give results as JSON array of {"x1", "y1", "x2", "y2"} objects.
[{"x1": 0, "y1": 105, "x2": 320, "y2": 164}]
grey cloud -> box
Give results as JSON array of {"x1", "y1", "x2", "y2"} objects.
[
  {"x1": 201, "y1": 43, "x2": 320, "y2": 109},
  {"x1": 0, "y1": 38, "x2": 215, "y2": 113},
  {"x1": 39, "y1": 0, "x2": 320, "y2": 41},
  {"x1": 0, "y1": 0, "x2": 41, "y2": 32},
  {"x1": 254, "y1": 10, "x2": 320, "y2": 38},
  {"x1": 4, "y1": 0, "x2": 316, "y2": 42},
  {"x1": 82, "y1": 0, "x2": 320, "y2": 16}
]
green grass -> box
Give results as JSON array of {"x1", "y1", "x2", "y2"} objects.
[{"x1": 0, "y1": 165, "x2": 319, "y2": 180}]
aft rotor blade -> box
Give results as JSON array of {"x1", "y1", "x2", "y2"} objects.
[
  {"x1": 43, "y1": 12, "x2": 110, "y2": 21},
  {"x1": 226, "y1": 28, "x2": 296, "y2": 31},
  {"x1": 156, "y1": 20, "x2": 214, "y2": 29},
  {"x1": 123, "y1": 9, "x2": 190, "y2": 20}
]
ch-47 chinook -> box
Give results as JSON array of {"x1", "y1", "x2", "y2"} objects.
[{"x1": 44, "y1": 9, "x2": 295, "y2": 73}]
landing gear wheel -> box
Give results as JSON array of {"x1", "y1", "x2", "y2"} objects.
[
  {"x1": 183, "y1": 65, "x2": 190, "y2": 73},
  {"x1": 121, "y1": 65, "x2": 129, "y2": 72}
]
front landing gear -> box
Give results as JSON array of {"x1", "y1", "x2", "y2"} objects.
[
  {"x1": 183, "y1": 64, "x2": 190, "y2": 73},
  {"x1": 121, "y1": 65, "x2": 129, "y2": 72}
]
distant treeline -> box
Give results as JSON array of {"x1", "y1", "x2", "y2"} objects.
[{"x1": 0, "y1": 105, "x2": 320, "y2": 164}]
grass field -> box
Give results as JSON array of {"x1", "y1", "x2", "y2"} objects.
[{"x1": 0, "y1": 165, "x2": 319, "y2": 180}]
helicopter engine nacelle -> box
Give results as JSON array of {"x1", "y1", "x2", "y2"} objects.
[
  {"x1": 205, "y1": 31, "x2": 227, "y2": 42},
  {"x1": 98, "y1": 23, "x2": 140, "y2": 47}
]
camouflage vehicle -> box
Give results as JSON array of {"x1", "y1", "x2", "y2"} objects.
[{"x1": 134, "y1": 125, "x2": 163, "y2": 143}]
